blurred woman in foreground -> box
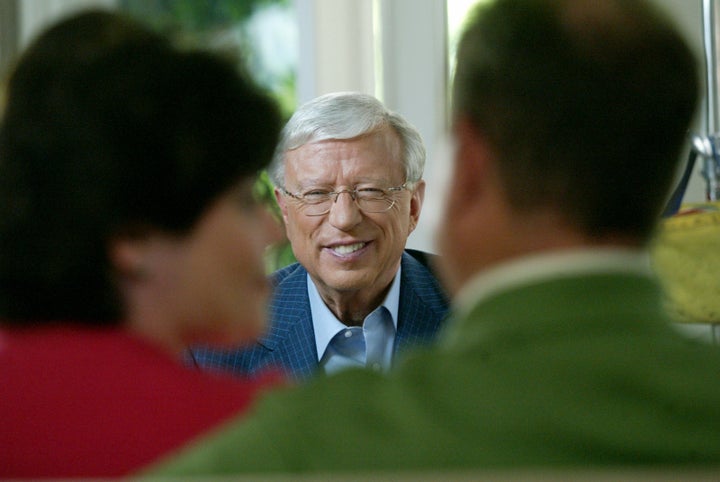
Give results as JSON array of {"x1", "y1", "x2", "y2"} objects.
[{"x1": 0, "y1": 9, "x2": 284, "y2": 478}]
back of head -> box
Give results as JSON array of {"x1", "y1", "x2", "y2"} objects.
[
  {"x1": 452, "y1": 0, "x2": 699, "y2": 242},
  {"x1": 268, "y1": 91, "x2": 426, "y2": 188},
  {"x1": 0, "y1": 10, "x2": 281, "y2": 324}
]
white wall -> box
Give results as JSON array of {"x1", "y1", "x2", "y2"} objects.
[
  {"x1": 652, "y1": 0, "x2": 707, "y2": 203},
  {"x1": 294, "y1": 0, "x2": 375, "y2": 102},
  {"x1": 376, "y1": 0, "x2": 448, "y2": 253},
  {"x1": 19, "y1": 0, "x2": 115, "y2": 47}
]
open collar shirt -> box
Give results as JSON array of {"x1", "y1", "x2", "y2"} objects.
[{"x1": 310, "y1": 267, "x2": 401, "y2": 375}]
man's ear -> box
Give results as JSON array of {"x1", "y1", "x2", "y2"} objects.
[
  {"x1": 274, "y1": 187, "x2": 290, "y2": 225},
  {"x1": 452, "y1": 116, "x2": 494, "y2": 204},
  {"x1": 408, "y1": 179, "x2": 425, "y2": 234}
]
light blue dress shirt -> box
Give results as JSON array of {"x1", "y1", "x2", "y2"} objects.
[{"x1": 309, "y1": 268, "x2": 400, "y2": 375}]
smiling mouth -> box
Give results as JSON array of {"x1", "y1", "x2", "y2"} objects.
[{"x1": 330, "y1": 242, "x2": 367, "y2": 255}]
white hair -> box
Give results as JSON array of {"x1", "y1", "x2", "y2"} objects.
[{"x1": 268, "y1": 91, "x2": 425, "y2": 187}]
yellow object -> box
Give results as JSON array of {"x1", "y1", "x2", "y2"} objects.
[{"x1": 651, "y1": 202, "x2": 720, "y2": 324}]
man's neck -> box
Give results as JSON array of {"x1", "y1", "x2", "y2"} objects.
[
  {"x1": 316, "y1": 285, "x2": 392, "y2": 326},
  {"x1": 453, "y1": 247, "x2": 651, "y2": 319},
  {"x1": 308, "y1": 269, "x2": 400, "y2": 327}
]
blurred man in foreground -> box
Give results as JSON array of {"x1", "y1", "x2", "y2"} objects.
[{"x1": 147, "y1": 0, "x2": 720, "y2": 474}]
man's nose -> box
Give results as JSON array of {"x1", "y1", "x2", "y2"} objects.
[{"x1": 327, "y1": 190, "x2": 363, "y2": 229}]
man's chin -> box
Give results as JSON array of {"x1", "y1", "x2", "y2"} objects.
[{"x1": 319, "y1": 274, "x2": 374, "y2": 294}]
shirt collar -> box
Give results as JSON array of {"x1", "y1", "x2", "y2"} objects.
[
  {"x1": 310, "y1": 266, "x2": 401, "y2": 362},
  {"x1": 453, "y1": 247, "x2": 653, "y2": 319}
]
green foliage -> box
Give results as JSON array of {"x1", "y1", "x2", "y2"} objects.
[
  {"x1": 254, "y1": 172, "x2": 296, "y2": 273},
  {"x1": 119, "y1": 0, "x2": 289, "y2": 31}
]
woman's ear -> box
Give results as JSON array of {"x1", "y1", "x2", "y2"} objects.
[
  {"x1": 108, "y1": 236, "x2": 149, "y2": 280},
  {"x1": 108, "y1": 229, "x2": 154, "y2": 279}
]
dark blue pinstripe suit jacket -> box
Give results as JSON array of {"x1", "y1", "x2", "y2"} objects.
[{"x1": 191, "y1": 250, "x2": 450, "y2": 382}]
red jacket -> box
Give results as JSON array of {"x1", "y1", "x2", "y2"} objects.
[{"x1": 0, "y1": 325, "x2": 283, "y2": 478}]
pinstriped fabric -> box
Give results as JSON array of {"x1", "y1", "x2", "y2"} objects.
[
  {"x1": 191, "y1": 251, "x2": 450, "y2": 382},
  {"x1": 190, "y1": 262, "x2": 317, "y2": 381},
  {"x1": 395, "y1": 253, "x2": 449, "y2": 355}
]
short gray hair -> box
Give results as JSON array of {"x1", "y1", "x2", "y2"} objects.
[{"x1": 268, "y1": 91, "x2": 425, "y2": 187}]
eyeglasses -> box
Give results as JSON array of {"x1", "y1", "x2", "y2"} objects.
[{"x1": 280, "y1": 183, "x2": 408, "y2": 216}]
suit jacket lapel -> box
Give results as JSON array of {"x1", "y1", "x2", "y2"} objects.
[
  {"x1": 395, "y1": 252, "x2": 449, "y2": 355},
  {"x1": 264, "y1": 264, "x2": 319, "y2": 380}
]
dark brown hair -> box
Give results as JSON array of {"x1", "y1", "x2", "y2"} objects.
[{"x1": 0, "y1": 10, "x2": 281, "y2": 323}]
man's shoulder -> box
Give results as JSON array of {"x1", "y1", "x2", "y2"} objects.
[
  {"x1": 403, "y1": 248, "x2": 438, "y2": 270},
  {"x1": 401, "y1": 249, "x2": 449, "y2": 304},
  {"x1": 270, "y1": 262, "x2": 307, "y2": 288},
  {"x1": 401, "y1": 249, "x2": 444, "y2": 281}
]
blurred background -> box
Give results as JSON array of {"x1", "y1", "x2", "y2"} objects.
[{"x1": 0, "y1": 0, "x2": 707, "y2": 257}]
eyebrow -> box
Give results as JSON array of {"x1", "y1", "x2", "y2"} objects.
[{"x1": 293, "y1": 177, "x2": 390, "y2": 188}]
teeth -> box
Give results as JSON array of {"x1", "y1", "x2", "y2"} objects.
[{"x1": 332, "y1": 242, "x2": 366, "y2": 255}]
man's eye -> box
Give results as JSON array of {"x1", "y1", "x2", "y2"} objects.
[
  {"x1": 302, "y1": 191, "x2": 330, "y2": 202},
  {"x1": 357, "y1": 187, "x2": 385, "y2": 198}
]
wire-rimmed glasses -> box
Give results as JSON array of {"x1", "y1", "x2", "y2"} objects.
[{"x1": 279, "y1": 183, "x2": 408, "y2": 216}]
